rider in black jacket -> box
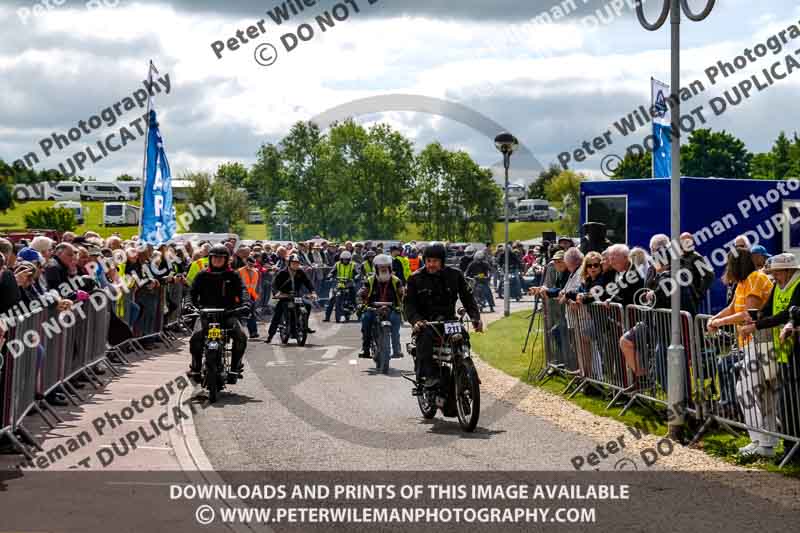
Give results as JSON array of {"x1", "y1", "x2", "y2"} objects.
[
  {"x1": 404, "y1": 242, "x2": 482, "y2": 388},
  {"x1": 266, "y1": 254, "x2": 318, "y2": 343},
  {"x1": 188, "y1": 244, "x2": 248, "y2": 381}
]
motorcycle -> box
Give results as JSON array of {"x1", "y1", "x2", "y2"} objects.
[
  {"x1": 366, "y1": 301, "x2": 396, "y2": 374},
  {"x1": 467, "y1": 274, "x2": 494, "y2": 312},
  {"x1": 405, "y1": 309, "x2": 481, "y2": 432},
  {"x1": 199, "y1": 306, "x2": 248, "y2": 403},
  {"x1": 332, "y1": 277, "x2": 356, "y2": 322},
  {"x1": 278, "y1": 291, "x2": 310, "y2": 346}
]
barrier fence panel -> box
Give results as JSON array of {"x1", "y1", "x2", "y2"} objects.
[
  {"x1": 542, "y1": 301, "x2": 578, "y2": 375},
  {"x1": 8, "y1": 314, "x2": 39, "y2": 427},
  {"x1": 40, "y1": 303, "x2": 63, "y2": 397},
  {"x1": 692, "y1": 314, "x2": 800, "y2": 465},
  {"x1": 578, "y1": 303, "x2": 629, "y2": 394}
]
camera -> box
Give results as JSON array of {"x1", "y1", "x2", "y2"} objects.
[{"x1": 789, "y1": 305, "x2": 800, "y2": 326}]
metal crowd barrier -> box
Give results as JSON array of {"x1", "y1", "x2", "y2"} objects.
[
  {"x1": 0, "y1": 278, "x2": 189, "y2": 460},
  {"x1": 538, "y1": 298, "x2": 800, "y2": 467},
  {"x1": 692, "y1": 315, "x2": 800, "y2": 467}
]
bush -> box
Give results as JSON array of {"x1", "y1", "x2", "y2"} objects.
[{"x1": 24, "y1": 207, "x2": 77, "y2": 232}]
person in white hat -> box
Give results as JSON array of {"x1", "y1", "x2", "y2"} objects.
[{"x1": 738, "y1": 253, "x2": 800, "y2": 459}]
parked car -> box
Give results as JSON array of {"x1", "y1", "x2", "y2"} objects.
[
  {"x1": 248, "y1": 209, "x2": 264, "y2": 223},
  {"x1": 103, "y1": 202, "x2": 139, "y2": 226},
  {"x1": 81, "y1": 182, "x2": 131, "y2": 201},
  {"x1": 53, "y1": 201, "x2": 85, "y2": 224}
]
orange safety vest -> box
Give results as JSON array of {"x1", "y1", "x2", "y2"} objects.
[
  {"x1": 239, "y1": 267, "x2": 259, "y2": 300},
  {"x1": 408, "y1": 257, "x2": 420, "y2": 272}
]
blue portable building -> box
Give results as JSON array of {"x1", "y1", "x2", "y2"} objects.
[{"x1": 579, "y1": 177, "x2": 800, "y2": 312}]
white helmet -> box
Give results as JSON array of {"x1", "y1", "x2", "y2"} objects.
[
  {"x1": 465, "y1": 245, "x2": 476, "y2": 256},
  {"x1": 340, "y1": 251, "x2": 352, "y2": 261},
  {"x1": 373, "y1": 254, "x2": 392, "y2": 268},
  {"x1": 475, "y1": 250, "x2": 485, "y2": 261}
]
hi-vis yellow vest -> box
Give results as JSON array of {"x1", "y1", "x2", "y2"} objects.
[{"x1": 772, "y1": 275, "x2": 800, "y2": 363}]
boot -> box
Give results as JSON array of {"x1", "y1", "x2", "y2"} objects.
[{"x1": 358, "y1": 340, "x2": 371, "y2": 359}]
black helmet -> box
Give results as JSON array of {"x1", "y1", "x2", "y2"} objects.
[
  {"x1": 365, "y1": 251, "x2": 376, "y2": 260},
  {"x1": 208, "y1": 244, "x2": 230, "y2": 258},
  {"x1": 423, "y1": 242, "x2": 446, "y2": 262}
]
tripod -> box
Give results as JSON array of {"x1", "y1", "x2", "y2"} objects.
[{"x1": 522, "y1": 294, "x2": 544, "y2": 382}]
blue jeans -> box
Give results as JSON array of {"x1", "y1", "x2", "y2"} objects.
[{"x1": 361, "y1": 309, "x2": 401, "y2": 355}]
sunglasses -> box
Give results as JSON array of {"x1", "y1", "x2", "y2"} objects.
[{"x1": 586, "y1": 263, "x2": 601, "y2": 268}]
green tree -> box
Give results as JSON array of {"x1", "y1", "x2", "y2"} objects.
[
  {"x1": 750, "y1": 153, "x2": 775, "y2": 179},
  {"x1": 0, "y1": 175, "x2": 13, "y2": 214},
  {"x1": 116, "y1": 174, "x2": 137, "y2": 181},
  {"x1": 680, "y1": 129, "x2": 752, "y2": 179},
  {"x1": 611, "y1": 151, "x2": 652, "y2": 179},
  {"x1": 185, "y1": 171, "x2": 248, "y2": 235},
  {"x1": 528, "y1": 164, "x2": 561, "y2": 198},
  {"x1": 772, "y1": 132, "x2": 793, "y2": 179},
  {"x1": 24, "y1": 207, "x2": 77, "y2": 232},
  {"x1": 544, "y1": 170, "x2": 583, "y2": 235},
  {"x1": 216, "y1": 162, "x2": 249, "y2": 189}
]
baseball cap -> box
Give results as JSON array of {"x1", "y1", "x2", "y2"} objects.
[
  {"x1": 552, "y1": 250, "x2": 566, "y2": 261},
  {"x1": 750, "y1": 244, "x2": 771, "y2": 258},
  {"x1": 17, "y1": 247, "x2": 43, "y2": 264}
]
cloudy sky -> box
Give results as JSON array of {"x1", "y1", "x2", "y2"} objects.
[{"x1": 1, "y1": 0, "x2": 799, "y2": 185}]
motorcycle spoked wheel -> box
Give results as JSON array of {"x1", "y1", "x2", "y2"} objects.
[
  {"x1": 455, "y1": 358, "x2": 481, "y2": 432},
  {"x1": 279, "y1": 311, "x2": 291, "y2": 344},
  {"x1": 297, "y1": 311, "x2": 308, "y2": 346},
  {"x1": 417, "y1": 387, "x2": 437, "y2": 419},
  {"x1": 204, "y1": 349, "x2": 220, "y2": 404}
]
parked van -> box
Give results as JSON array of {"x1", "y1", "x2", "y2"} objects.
[
  {"x1": 103, "y1": 202, "x2": 140, "y2": 226},
  {"x1": 116, "y1": 182, "x2": 142, "y2": 200},
  {"x1": 47, "y1": 181, "x2": 82, "y2": 201},
  {"x1": 53, "y1": 201, "x2": 85, "y2": 224},
  {"x1": 81, "y1": 182, "x2": 131, "y2": 201},
  {"x1": 516, "y1": 199, "x2": 550, "y2": 221}
]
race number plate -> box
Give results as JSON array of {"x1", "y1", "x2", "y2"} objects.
[
  {"x1": 444, "y1": 321, "x2": 461, "y2": 335},
  {"x1": 294, "y1": 297, "x2": 303, "y2": 304},
  {"x1": 207, "y1": 327, "x2": 222, "y2": 340}
]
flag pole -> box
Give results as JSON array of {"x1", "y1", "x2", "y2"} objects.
[
  {"x1": 138, "y1": 59, "x2": 155, "y2": 245},
  {"x1": 650, "y1": 77, "x2": 655, "y2": 179}
]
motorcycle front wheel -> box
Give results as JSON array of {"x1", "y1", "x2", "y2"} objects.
[
  {"x1": 455, "y1": 358, "x2": 481, "y2": 432},
  {"x1": 279, "y1": 313, "x2": 290, "y2": 344},
  {"x1": 297, "y1": 312, "x2": 308, "y2": 346},
  {"x1": 205, "y1": 350, "x2": 219, "y2": 404}
]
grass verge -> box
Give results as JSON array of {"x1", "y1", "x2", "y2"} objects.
[{"x1": 471, "y1": 310, "x2": 800, "y2": 477}]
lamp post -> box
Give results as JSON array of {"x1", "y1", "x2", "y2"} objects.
[
  {"x1": 636, "y1": 0, "x2": 716, "y2": 440},
  {"x1": 494, "y1": 132, "x2": 519, "y2": 317}
]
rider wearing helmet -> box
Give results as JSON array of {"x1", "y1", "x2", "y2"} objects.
[
  {"x1": 266, "y1": 253, "x2": 317, "y2": 343},
  {"x1": 188, "y1": 244, "x2": 248, "y2": 381},
  {"x1": 465, "y1": 249, "x2": 495, "y2": 312},
  {"x1": 404, "y1": 242, "x2": 483, "y2": 388},
  {"x1": 389, "y1": 244, "x2": 407, "y2": 284},
  {"x1": 459, "y1": 245, "x2": 476, "y2": 272},
  {"x1": 360, "y1": 250, "x2": 376, "y2": 279},
  {"x1": 357, "y1": 254, "x2": 404, "y2": 363},
  {"x1": 324, "y1": 250, "x2": 356, "y2": 322}
]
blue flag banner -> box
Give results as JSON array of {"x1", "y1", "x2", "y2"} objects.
[
  {"x1": 140, "y1": 109, "x2": 175, "y2": 245},
  {"x1": 652, "y1": 78, "x2": 671, "y2": 179}
]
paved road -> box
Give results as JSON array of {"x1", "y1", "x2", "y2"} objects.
[{"x1": 193, "y1": 303, "x2": 618, "y2": 471}]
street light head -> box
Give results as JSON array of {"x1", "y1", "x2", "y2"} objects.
[{"x1": 494, "y1": 132, "x2": 519, "y2": 155}]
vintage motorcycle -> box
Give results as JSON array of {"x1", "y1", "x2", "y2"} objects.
[
  {"x1": 199, "y1": 306, "x2": 249, "y2": 403},
  {"x1": 365, "y1": 301, "x2": 397, "y2": 374},
  {"x1": 405, "y1": 309, "x2": 481, "y2": 432},
  {"x1": 332, "y1": 277, "x2": 356, "y2": 322},
  {"x1": 277, "y1": 291, "x2": 310, "y2": 346}
]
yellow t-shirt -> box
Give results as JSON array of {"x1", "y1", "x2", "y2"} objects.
[{"x1": 733, "y1": 269, "x2": 773, "y2": 345}]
